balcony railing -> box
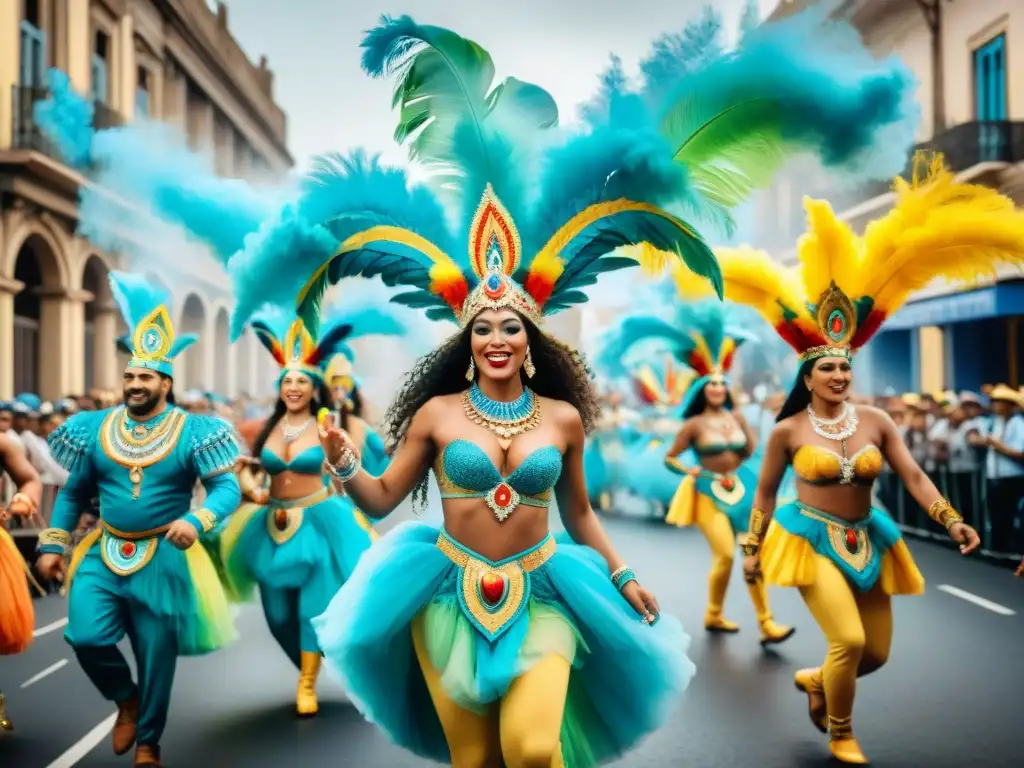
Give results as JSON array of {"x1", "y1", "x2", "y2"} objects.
[
  {"x1": 837, "y1": 120, "x2": 1024, "y2": 210},
  {"x1": 9, "y1": 84, "x2": 124, "y2": 165}
]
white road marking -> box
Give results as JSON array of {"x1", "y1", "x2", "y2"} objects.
[
  {"x1": 20, "y1": 658, "x2": 68, "y2": 688},
  {"x1": 34, "y1": 617, "x2": 68, "y2": 637},
  {"x1": 45, "y1": 712, "x2": 117, "y2": 768},
  {"x1": 937, "y1": 584, "x2": 1016, "y2": 616}
]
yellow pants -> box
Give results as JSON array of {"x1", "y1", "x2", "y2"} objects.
[
  {"x1": 798, "y1": 554, "x2": 892, "y2": 725},
  {"x1": 411, "y1": 615, "x2": 568, "y2": 768},
  {"x1": 696, "y1": 495, "x2": 775, "y2": 622}
]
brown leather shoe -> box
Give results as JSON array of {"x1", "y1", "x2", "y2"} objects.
[
  {"x1": 135, "y1": 744, "x2": 162, "y2": 766},
  {"x1": 112, "y1": 695, "x2": 139, "y2": 755}
]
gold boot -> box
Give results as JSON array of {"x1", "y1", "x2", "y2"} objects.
[
  {"x1": 793, "y1": 668, "x2": 827, "y2": 733},
  {"x1": 704, "y1": 610, "x2": 739, "y2": 633},
  {"x1": 828, "y1": 716, "x2": 869, "y2": 764},
  {"x1": 746, "y1": 579, "x2": 795, "y2": 645},
  {"x1": 296, "y1": 651, "x2": 321, "y2": 717},
  {"x1": 0, "y1": 691, "x2": 12, "y2": 731}
]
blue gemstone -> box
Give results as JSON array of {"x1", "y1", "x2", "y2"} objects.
[{"x1": 487, "y1": 274, "x2": 501, "y2": 290}]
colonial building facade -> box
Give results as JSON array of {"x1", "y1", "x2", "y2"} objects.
[
  {"x1": 761, "y1": 0, "x2": 1024, "y2": 394},
  {"x1": 0, "y1": 0, "x2": 293, "y2": 401}
]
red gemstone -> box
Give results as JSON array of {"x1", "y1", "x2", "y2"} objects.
[
  {"x1": 831, "y1": 315, "x2": 843, "y2": 335},
  {"x1": 120, "y1": 541, "x2": 136, "y2": 558},
  {"x1": 844, "y1": 528, "x2": 858, "y2": 552},
  {"x1": 480, "y1": 572, "x2": 506, "y2": 605},
  {"x1": 720, "y1": 477, "x2": 735, "y2": 491},
  {"x1": 274, "y1": 509, "x2": 289, "y2": 531},
  {"x1": 493, "y1": 483, "x2": 512, "y2": 507}
]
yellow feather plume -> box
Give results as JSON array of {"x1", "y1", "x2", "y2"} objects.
[
  {"x1": 859, "y1": 152, "x2": 1024, "y2": 317},
  {"x1": 712, "y1": 245, "x2": 807, "y2": 327},
  {"x1": 798, "y1": 198, "x2": 862, "y2": 302}
]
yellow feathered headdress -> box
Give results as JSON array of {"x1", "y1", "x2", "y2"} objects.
[{"x1": 713, "y1": 152, "x2": 1024, "y2": 362}]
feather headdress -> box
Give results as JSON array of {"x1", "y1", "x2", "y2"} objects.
[
  {"x1": 228, "y1": 8, "x2": 919, "y2": 338},
  {"x1": 715, "y1": 152, "x2": 1024, "y2": 363},
  {"x1": 633, "y1": 356, "x2": 694, "y2": 408},
  {"x1": 249, "y1": 301, "x2": 407, "y2": 387},
  {"x1": 110, "y1": 271, "x2": 196, "y2": 377}
]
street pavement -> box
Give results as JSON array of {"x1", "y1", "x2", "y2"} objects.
[{"x1": 2, "y1": 511, "x2": 1021, "y2": 768}]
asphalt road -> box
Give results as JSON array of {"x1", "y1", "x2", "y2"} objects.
[{"x1": 2, "y1": 510, "x2": 1021, "y2": 768}]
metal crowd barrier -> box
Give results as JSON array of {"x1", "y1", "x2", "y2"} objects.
[{"x1": 875, "y1": 464, "x2": 1021, "y2": 565}]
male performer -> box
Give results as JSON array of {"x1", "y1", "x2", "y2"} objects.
[{"x1": 37, "y1": 272, "x2": 240, "y2": 767}]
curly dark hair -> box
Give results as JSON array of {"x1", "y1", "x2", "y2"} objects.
[{"x1": 383, "y1": 316, "x2": 599, "y2": 508}]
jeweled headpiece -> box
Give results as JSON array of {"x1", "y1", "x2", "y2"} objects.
[
  {"x1": 710, "y1": 153, "x2": 1024, "y2": 367},
  {"x1": 110, "y1": 272, "x2": 196, "y2": 378},
  {"x1": 250, "y1": 302, "x2": 407, "y2": 386}
]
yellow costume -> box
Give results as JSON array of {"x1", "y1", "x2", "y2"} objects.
[{"x1": 715, "y1": 153, "x2": 1024, "y2": 764}]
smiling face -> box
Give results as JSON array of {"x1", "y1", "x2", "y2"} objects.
[
  {"x1": 122, "y1": 368, "x2": 170, "y2": 416},
  {"x1": 704, "y1": 376, "x2": 728, "y2": 408},
  {"x1": 279, "y1": 370, "x2": 315, "y2": 414},
  {"x1": 469, "y1": 309, "x2": 529, "y2": 384},
  {"x1": 804, "y1": 356, "x2": 853, "y2": 405}
]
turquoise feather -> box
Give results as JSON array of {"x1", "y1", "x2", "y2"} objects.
[
  {"x1": 33, "y1": 69, "x2": 275, "y2": 265},
  {"x1": 108, "y1": 271, "x2": 197, "y2": 364},
  {"x1": 576, "y1": 4, "x2": 919, "y2": 236}
]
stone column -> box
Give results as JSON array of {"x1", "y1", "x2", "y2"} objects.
[
  {"x1": 36, "y1": 287, "x2": 91, "y2": 400},
  {"x1": 0, "y1": 0, "x2": 19, "y2": 149},
  {"x1": 116, "y1": 13, "x2": 136, "y2": 120},
  {"x1": 0, "y1": 277, "x2": 25, "y2": 399},
  {"x1": 92, "y1": 300, "x2": 120, "y2": 391},
  {"x1": 56, "y1": 0, "x2": 91, "y2": 93}
]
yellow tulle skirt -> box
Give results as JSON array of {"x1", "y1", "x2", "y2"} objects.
[{"x1": 760, "y1": 517, "x2": 925, "y2": 596}]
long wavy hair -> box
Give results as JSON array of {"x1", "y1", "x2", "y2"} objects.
[
  {"x1": 776, "y1": 359, "x2": 816, "y2": 422},
  {"x1": 384, "y1": 315, "x2": 599, "y2": 508},
  {"x1": 681, "y1": 380, "x2": 735, "y2": 419},
  {"x1": 253, "y1": 378, "x2": 336, "y2": 457}
]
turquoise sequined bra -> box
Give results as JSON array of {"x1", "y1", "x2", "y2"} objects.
[
  {"x1": 260, "y1": 444, "x2": 326, "y2": 476},
  {"x1": 435, "y1": 439, "x2": 562, "y2": 522}
]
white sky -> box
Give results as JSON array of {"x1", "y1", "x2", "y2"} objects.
[{"x1": 226, "y1": 0, "x2": 780, "y2": 169}]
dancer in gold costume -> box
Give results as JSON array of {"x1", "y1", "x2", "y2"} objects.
[{"x1": 731, "y1": 154, "x2": 1024, "y2": 764}]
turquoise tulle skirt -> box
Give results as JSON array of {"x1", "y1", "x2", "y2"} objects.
[
  {"x1": 583, "y1": 438, "x2": 607, "y2": 501},
  {"x1": 313, "y1": 521, "x2": 695, "y2": 767},
  {"x1": 221, "y1": 488, "x2": 375, "y2": 662},
  {"x1": 629, "y1": 440, "x2": 686, "y2": 506}
]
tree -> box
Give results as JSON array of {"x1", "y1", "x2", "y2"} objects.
[
  {"x1": 739, "y1": 0, "x2": 761, "y2": 42},
  {"x1": 916, "y1": 0, "x2": 949, "y2": 134}
]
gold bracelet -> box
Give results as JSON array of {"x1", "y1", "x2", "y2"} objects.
[
  {"x1": 742, "y1": 508, "x2": 766, "y2": 557},
  {"x1": 927, "y1": 499, "x2": 964, "y2": 531},
  {"x1": 38, "y1": 528, "x2": 71, "y2": 552}
]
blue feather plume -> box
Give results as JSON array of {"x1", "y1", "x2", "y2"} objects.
[
  {"x1": 33, "y1": 68, "x2": 278, "y2": 266},
  {"x1": 108, "y1": 271, "x2": 198, "y2": 358},
  {"x1": 573, "y1": 4, "x2": 919, "y2": 236}
]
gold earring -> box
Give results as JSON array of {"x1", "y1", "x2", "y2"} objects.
[
  {"x1": 524, "y1": 348, "x2": 536, "y2": 379},
  {"x1": 465, "y1": 357, "x2": 476, "y2": 382}
]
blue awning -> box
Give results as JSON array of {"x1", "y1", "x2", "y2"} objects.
[{"x1": 881, "y1": 280, "x2": 1024, "y2": 331}]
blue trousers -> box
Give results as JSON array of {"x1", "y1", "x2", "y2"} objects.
[
  {"x1": 65, "y1": 561, "x2": 178, "y2": 746},
  {"x1": 259, "y1": 585, "x2": 322, "y2": 668}
]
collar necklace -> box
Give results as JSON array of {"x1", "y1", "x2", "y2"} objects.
[{"x1": 462, "y1": 383, "x2": 541, "y2": 450}]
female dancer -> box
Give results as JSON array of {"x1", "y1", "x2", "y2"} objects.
[
  {"x1": 624, "y1": 359, "x2": 692, "y2": 515},
  {"x1": 733, "y1": 154, "x2": 1024, "y2": 764},
  {"x1": 608, "y1": 297, "x2": 794, "y2": 643},
  {"x1": 219, "y1": 305, "x2": 400, "y2": 717},
  {"x1": 0, "y1": 432, "x2": 43, "y2": 731}
]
